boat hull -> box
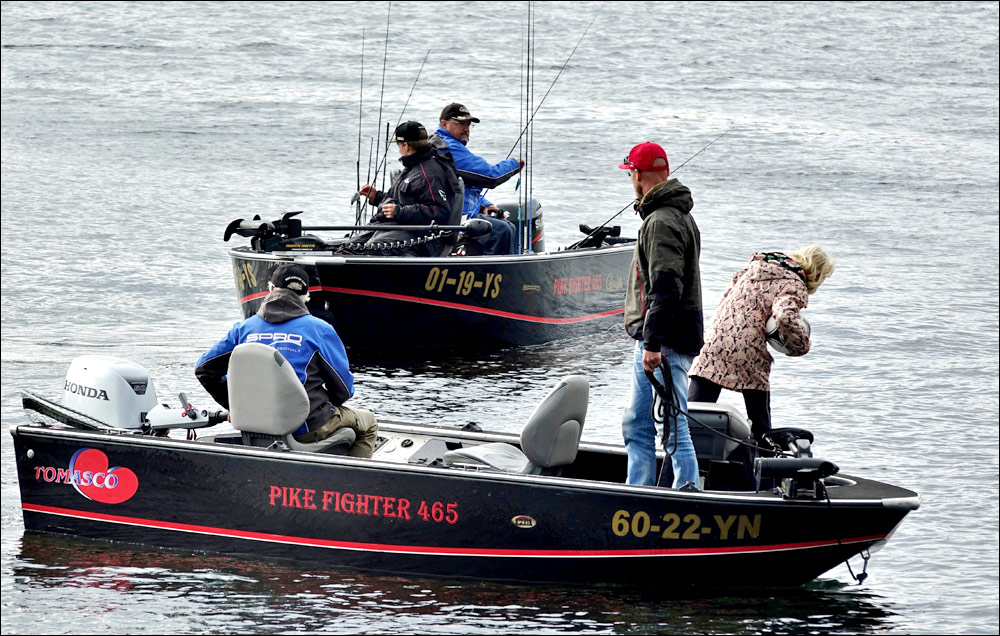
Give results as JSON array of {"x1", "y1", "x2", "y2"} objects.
[
  {"x1": 12, "y1": 422, "x2": 917, "y2": 589},
  {"x1": 229, "y1": 246, "x2": 633, "y2": 353}
]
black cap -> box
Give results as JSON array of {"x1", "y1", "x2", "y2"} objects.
[
  {"x1": 270, "y1": 264, "x2": 310, "y2": 295},
  {"x1": 393, "y1": 121, "x2": 428, "y2": 143},
  {"x1": 439, "y1": 103, "x2": 480, "y2": 123}
]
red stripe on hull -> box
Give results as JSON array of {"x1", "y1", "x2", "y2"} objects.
[
  {"x1": 23, "y1": 503, "x2": 885, "y2": 558},
  {"x1": 238, "y1": 287, "x2": 624, "y2": 324}
]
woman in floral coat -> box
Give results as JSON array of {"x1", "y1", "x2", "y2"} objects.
[{"x1": 688, "y1": 245, "x2": 835, "y2": 441}]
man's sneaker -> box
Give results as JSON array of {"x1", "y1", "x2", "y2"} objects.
[{"x1": 678, "y1": 481, "x2": 701, "y2": 492}]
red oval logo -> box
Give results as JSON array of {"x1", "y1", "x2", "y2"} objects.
[{"x1": 69, "y1": 448, "x2": 139, "y2": 504}]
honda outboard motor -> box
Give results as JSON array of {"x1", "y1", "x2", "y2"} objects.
[{"x1": 61, "y1": 355, "x2": 158, "y2": 429}]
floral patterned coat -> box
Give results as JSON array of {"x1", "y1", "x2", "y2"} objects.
[{"x1": 689, "y1": 254, "x2": 811, "y2": 391}]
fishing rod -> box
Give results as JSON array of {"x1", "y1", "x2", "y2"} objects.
[
  {"x1": 369, "y1": 2, "x2": 391, "y2": 214},
  {"x1": 350, "y1": 60, "x2": 435, "y2": 225},
  {"x1": 514, "y1": 22, "x2": 525, "y2": 254},
  {"x1": 506, "y1": 16, "x2": 594, "y2": 160},
  {"x1": 380, "y1": 121, "x2": 389, "y2": 194},
  {"x1": 517, "y1": 13, "x2": 527, "y2": 253},
  {"x1": 350, "y1": 137, "x2": 377, "y2": 235},
  {"x1": 525, "y1": 2, "x2": 535, "y2": 254},
  {"x1": 355, "y1": 29, "x2": 366, "y2": 226},
  {"x1": 370, "y1": 48, "x2": 431, "y2": 184},
  {"x1": 571, "y1": 126, "x2": 736, "y2": 248},
  {"x1": 474, "y1": 14, "x2": 594, "y2": 230},
  {"x1": 668, "y1": 125, "x2": 733, "y2": 175}
]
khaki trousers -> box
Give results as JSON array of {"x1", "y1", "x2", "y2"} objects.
[{"x1": 296, "y1": 405, "x2": 378, "y2": 458}]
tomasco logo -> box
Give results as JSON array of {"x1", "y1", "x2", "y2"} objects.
[{"x1": 33, "y1": 448, "x2": 139, "y2": 504}]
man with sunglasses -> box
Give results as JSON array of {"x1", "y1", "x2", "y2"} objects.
[
  {"x1": 430, "y1": 103, "x2": 523, "y2": 255},
  {"x1": 619, "y1": 141, "x2": 704, "y2": 489}
]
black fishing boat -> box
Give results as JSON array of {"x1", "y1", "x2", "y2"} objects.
[
  {"x1": 11, "y1": 353, "x2": 919, "y2": 589},
  {"x1": 225, "y1": 206, "x2": 633, "y2": 355}
]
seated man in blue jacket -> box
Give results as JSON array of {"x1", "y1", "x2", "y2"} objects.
[
  {"x1": 195, "y1": 264, "x2": 378, "y2": 457},
  {"x1": 430, "y1": 103, "x2": 524, "y2": 255}
]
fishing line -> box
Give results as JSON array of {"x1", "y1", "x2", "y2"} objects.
[
  {"x1": 506, "y1": 15, "x2": 594, "y2": 159},
  {"x1": 471, "y1": 13, "x2": 595, "y2": 225},
  {"x1": 669, "y1": 125, "x2": 734, "y2": 175},
  {"x1": 370, "y1": 48, "x2": 431, "y2": 182},
  {"x1": 395, "y1": 49, "x2": 430, "y2": 130},
  {"x1": 576, "y1": 126, "x2": 736, "y2": 247}
]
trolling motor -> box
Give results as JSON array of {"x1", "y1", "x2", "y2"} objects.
[
  {"x1": 755, "y1": 457, "x2": 840, "y2": 499},
  {"x1": 223, "y1": 211, "x2": 325, "y2": 252},
  {"x1": 570, "y1": 224, "x2": 632, "y2": 249},
  {"x1": 762, "y1": 427, "x2": 814, "y2": 458},
  {"x1": 224, "y1": 211, "x2": 492, "y2": 253},
  {"x1": 755, "y1": 427, "x2": 839, "y2": 498}
]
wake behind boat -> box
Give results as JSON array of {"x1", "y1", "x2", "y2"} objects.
[
  {"x1": 226, "y1": 206, "x2": 633, "y2": 354},
  {"x1": 11, "y1": 354, "x2": 919, "y2": 589}
]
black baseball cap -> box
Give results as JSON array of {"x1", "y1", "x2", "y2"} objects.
[
  {"x1": 439, "y1": 103, "x2": 480, "y2": 123},
  {"x1": 270, "y1": 264, "x2": 310, "y2": 295},
  {"x1": 393, "y1": 120, "x2": 428, "y2": 143}
]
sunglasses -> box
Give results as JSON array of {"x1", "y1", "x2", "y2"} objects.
[{"x1": 623, "y1": 157, "x2": 639, "y2": 176}]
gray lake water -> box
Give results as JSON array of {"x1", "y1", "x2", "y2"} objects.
[{"x1": 2, "y1": 1, "x2": 998, "y2": 633}]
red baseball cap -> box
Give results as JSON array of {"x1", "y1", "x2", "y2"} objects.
[{"x1": 618, "y1": 142, "x2": 670, "y2": 173}]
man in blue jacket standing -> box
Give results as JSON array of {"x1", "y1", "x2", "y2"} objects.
[
  {"x1": 430, "y1": 103, "x2": 524, "y2": 255},
  {"x1": 195, "y1": 264, "x2": 378, "y2": 457}
]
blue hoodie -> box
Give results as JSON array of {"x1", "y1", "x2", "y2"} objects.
[
  {"x1": 432, "y1": 125, "x2": 521, "y2": 216},
  {"x1": 195, "y1": 288, "x2": 353, "y2": 436}
]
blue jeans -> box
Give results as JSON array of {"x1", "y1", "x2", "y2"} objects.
[
  {"x1": 472, "y1": 214, "x2": 516, "y2": 255},
  {"x1": 622, "y1": 340, "x2": 699, "y2": 487}
]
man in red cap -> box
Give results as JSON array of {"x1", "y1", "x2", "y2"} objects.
[{"x1": 619, "y1": 141, "x2": 704, "y2": 489}]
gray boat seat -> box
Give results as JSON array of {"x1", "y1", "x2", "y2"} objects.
[
  {"x1": 442, "y1": 375, "x2": 588, "y2": 475},
  {"x1": 439, "y1": 176, "x2": 465, "y2": 256},
  {"x1": 686, "y1": 402, "x2": 752, "y2": 460},
  {"x1": 227, "y1": 342, "x2": 354, "y2": 454}
]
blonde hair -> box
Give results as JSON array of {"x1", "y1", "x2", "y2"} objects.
[{"x1": 787, "y1": 245, "x2": 835, "y2": 294}]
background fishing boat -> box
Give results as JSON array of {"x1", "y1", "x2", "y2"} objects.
[
  {"x1": 219, "y1": 9, "x2": 633, "y2": 355},
  {"x1": 226, "y1": 209, "x2": 634, "y2": 354}
]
